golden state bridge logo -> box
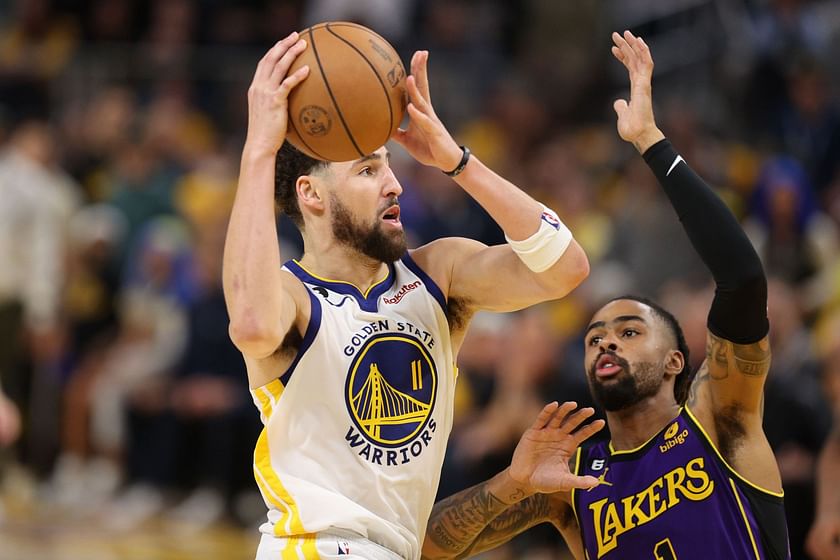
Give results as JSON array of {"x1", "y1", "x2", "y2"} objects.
[{"x1": 345, "y1": 333, "x2": 437, "y2": 465}]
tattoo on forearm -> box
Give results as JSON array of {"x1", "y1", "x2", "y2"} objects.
[
  {"x1": 456, "y1": 494, "x2": 554, "y2": 559},
  {"x1": 426, "y1": 483, "x2": 507, "y2": 553}
]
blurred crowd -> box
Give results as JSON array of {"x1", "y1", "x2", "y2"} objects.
[{"x1": 1, "y1": 0, "x2": 840, "y2": 558}]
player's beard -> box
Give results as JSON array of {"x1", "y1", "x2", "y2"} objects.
[
  {"x1": 587, "y1": 357, "x2": 662, "y2": 412},
  {"x1": 331, "y1": 194, "x2": 407, "y2": 263}
]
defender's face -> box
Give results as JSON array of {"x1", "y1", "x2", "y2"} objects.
[
  {"x1": 323, "y1": 147, "x2": 407, "y2": 262},
  {"x1": 584, "y1": 299, "x2": 673, "y2": 411}
]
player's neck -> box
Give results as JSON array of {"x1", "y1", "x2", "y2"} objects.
[
  {"x1": 298, "y1": 245, "x2": 389, "y2": 295},
  {"x1": 606, "y1": 395, "x2": 681, "y2": 452}
]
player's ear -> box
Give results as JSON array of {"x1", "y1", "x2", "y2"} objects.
[
  {"x1": 297, "y1": 174, "x2": 325, "y2": 214},
  {"x1": 664, "y1": 349, "x2": 685, "y2": 376}
]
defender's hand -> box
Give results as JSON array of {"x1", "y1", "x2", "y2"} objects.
[
  {"x1": 509, "y1": 402, "x2": 604, "y2": 495},
  {"x1": 245, "y1": 32, "x2": 310, "y2": 155},
  {"x1": 391, "y1": 50, "x2": 462, "y2": 172},
  {"x1": 611, "y1": 30, "x2": 664, "y2": 154}
]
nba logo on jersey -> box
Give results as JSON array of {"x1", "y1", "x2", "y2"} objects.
[{"x1": 337, "y1": 540, "x2": 351, "y2": 554}]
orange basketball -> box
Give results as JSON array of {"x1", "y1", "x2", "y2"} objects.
[{"x1": 285, "y1": 22, "x2": 408, "y2": 162}]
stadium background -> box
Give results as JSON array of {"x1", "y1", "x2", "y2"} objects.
[{"x1": 0, "y1": 0, "x2": 839, "y2": 558}]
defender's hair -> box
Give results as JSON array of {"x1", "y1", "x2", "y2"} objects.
[
  {"x1": 608, "y1": 295, "x2": 694, "y2": 404},
  {"x1": 274, "y1": 142, "x2": 328, "y2": 228}
]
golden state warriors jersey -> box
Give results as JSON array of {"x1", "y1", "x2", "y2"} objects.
[
  {"x1": 250, "y1": 253, "x2": 455, "y2": 560},
  {"x1": 572, "y1": 407, "x2": 790, "y2": 560}
]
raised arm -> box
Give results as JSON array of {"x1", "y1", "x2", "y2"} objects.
[
  {"x1": 611, "y1": 31, "x2": 770, "y2": 413},
  {"x1": 422, "y1": 402, "x2": 603, "y2": 559},
  {"x1": 393, "y1": 51, "x2": 589, "y2": 315},
  {"x1": 223, "y1": 33, "x2": 310, "y2": 367}
]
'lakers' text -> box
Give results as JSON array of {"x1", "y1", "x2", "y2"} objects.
[{"x1": 589, "y1": 457, "x2": 714, "y2": 558}]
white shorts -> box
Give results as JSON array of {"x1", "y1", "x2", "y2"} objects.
[{"x1": 255, "y1": 530, "x2": 405, "y2": 560}]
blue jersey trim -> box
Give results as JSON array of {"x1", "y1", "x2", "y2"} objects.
[
  {"x1": 400, "y1": 252, "x2": 447, "y2": 314},
  {"x1": 279, "y1": 288, "x2": 322, "y2": 386},
  {"x1": 284, "y1": 259, "x2": 396, "y2": 313}
]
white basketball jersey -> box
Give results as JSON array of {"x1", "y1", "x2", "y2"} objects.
[{"x1": 250, "y1": 253, "x2": 456, "y2": 560}]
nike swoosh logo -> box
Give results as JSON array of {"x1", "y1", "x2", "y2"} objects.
[{"x1": 667, "y1": 155, "x2": 684, "y2": 176}]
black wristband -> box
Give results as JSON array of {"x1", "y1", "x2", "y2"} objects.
[{"x1": 443, "y1": 146, "x2": 471, "y2": 177}]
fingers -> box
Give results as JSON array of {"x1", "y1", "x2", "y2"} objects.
[
  {"x1": 559, "y1": 407, "x2": 596, "y2": 434},
  {"x1": 570, "y1": 474, "x2": 601, "y2": 490},
  {"x1": 406, "y1": 75, "x2": 432, "y2": 115},
  {"x1": 268, "y1": 38, "x2": 308, "y2": 88},
  {"x1": 406, "y1": 102, "x2": 435, "y2": 133},
  {"x1": 547, "y1": 401, "x2": 578, "y2": 430},
  {"x1": 410, "y1": 50, "x2": 432, "y2": 104},
  {"x1": 255, "y1": 32, "x2": 300, "y2": 82},
  {"x1": 613, "y1": 98, "x2": 628, "y2": 118},
  {"x1": 573, "y1": 418, "x2": 606, "y2": 446},
  {"x1": 612, "y1": 30, "x2": 653, "y2": 72},
  {"x1": 277, "y1": 65, "x2": 310, "y2": 98},
  {"x1": 532, "y1": 402, "x2": 560, "y2": 430}
]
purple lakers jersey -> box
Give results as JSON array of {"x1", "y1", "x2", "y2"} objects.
[{"x1": 572, "y1": 407, "x2": 790, "y2": 560}]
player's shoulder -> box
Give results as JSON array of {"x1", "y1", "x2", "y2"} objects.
[{"x1": 409, "y1": 237, "x2": 487, "y2": 295}]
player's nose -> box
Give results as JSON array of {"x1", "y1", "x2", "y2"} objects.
[{"x1": 383, "y1": 169, "x2": 403, "y2": 198}]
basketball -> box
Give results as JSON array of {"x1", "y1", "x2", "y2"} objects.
[{"x1": 285, "y1": 22, "x2": 408, "y2": 162}]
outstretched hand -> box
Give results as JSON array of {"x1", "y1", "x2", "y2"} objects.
[
  {"x1": 391, "y1": 50, "x2": 463, "y2": 173},
  {"x1": 611, "y1": 30, "x2": 664, "y2": 154},
  {"x1": 509, "y1": 402, "x2": 605, "y2": 495}
]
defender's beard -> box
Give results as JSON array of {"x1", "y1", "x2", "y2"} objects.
[{"x1": 588, "y1": 359, "x2": 662, "y2": 412}]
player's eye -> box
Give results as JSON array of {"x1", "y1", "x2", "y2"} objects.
[
  {"x1": 359, "y1": 166, "x2": 374, "y2": 176},
  {"x1": 588, "y1": 335, "x2": 602, "y2": 346},
  {"x1": 622, "y1": 329, "x2": 638, "y2": 338}
]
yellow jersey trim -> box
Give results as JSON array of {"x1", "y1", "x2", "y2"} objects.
[
  {"x1": 608, "y1": 408, "x2": 683, "y2": 455},
  {"x1": 570, "y1": 447, "x2": 582, "y2": 527},
  {"x1": 729, "y1": 478, "x2": 761, "y2": 560},
  {"x1": 254, "y1": 429, "x2": 307, "y2": 536},
  {"x1": 685, "y1": 406, "x2": 784, "y2": 498},
  {"x1": 293, "y1": 259, "x2": 390, "y2": 298}
]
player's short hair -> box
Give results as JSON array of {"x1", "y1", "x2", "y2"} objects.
[
  {"x1": 607, "y1": 295, "x2": 694, "y2": 405},
  {"x1": 274, "y1": 142, "x2": 329, "y2": 228}
]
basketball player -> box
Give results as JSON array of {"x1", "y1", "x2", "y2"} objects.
[
  {"x1": 223, "y1": 32, "x2": 600, "y2": 560},
  {"x1": 420, "y1": 30, "x2": 791, "y2": 560}
]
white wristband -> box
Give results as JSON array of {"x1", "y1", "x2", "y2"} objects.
[{"x1": 505, "y1": 206, "x2": 573, "y2": 273}]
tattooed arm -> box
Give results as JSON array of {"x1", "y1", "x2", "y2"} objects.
[
  {"x1": 422, "y1": 402, "x2": 603, "y2": 559},
  {"x1": 423, "y1": 489, "x2": 581, "y2": 560}
]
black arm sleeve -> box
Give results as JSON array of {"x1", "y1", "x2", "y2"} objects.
[{"x1": 643, "y1": 139, "x2": 768, "y2": 344}]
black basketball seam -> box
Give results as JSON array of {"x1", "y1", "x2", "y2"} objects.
[
  {"x1": 287, "y1": 112, "x2": 330, "y2": 161},
  {"x1": 325, "y1": 22, "x2": 394, "y2": 150},
  {"x1": 308, "y1": 26, "x2": 364, "y2": 159}
]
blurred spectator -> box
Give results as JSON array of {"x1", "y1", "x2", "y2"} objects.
[
  {"x1": 117, "y1": 225, "x2": 257, "y2": 531},
  {"x1": 0, "y1": 120, "x2": 80, "y2": 475},
  {"x1": 52, "y1": 217, "x2": 192, "y2": 510},
  {"x1": 744, "y1": 156, "x2": 839, "y2": 285}
]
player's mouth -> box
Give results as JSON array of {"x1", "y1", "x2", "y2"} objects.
[
  {"x1": 381, "y1": 205, "x2": 402, "y2": 229},
  {"x1": 595, "y1": 353, "x2": 625, "y2": 378}
]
